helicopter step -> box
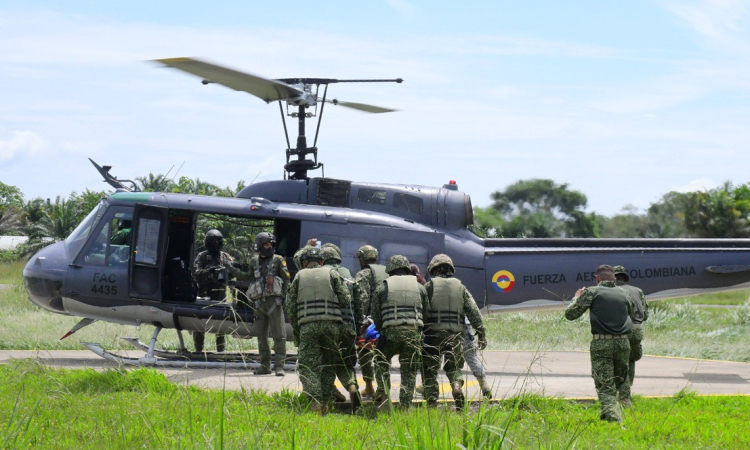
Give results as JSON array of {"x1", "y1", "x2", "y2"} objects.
[{"x1": 118, "y1": 337, "x2": 298, "y2": 365}]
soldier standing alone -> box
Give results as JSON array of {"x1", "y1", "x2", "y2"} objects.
[
  {"x1": 371, "y1": 255, "x2": 427, "y2": 408},
  {"x1": 613, "y1": 265, "x2": 648, "y2": 407},
  {"x1": 422, "y1": 254, "x2": 487, "y2": 410},
  {"x1": 229, "y1": 232, "x2": 290, "y2": 376},
  {"x1": 286, "y1": 247, "x2": 358, "y2": 413},
  {"x1": 192, "y1": 229, "x2": 232, "y2": 353},
  {"x1": 565, "y1": 264, "x2": 633, "y2": 422}
]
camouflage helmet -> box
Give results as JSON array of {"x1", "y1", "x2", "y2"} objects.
[
  {"x1": 254, "y1": 232, "x2": 276, "y2": 251},
  {"x1": 302, "y1": 246, "x2": 324, "y2": 263},
  {"x1": 321, "y1": 243, "x2": 343, "y2": 262},
  {"x1": 293, "y1": 247, "x2": 306, "y2": 271},
  {"x1": 385, "y1": 255, "x2": 411, "y2": 275},
  {"x1": 612, "y1": 265, "x2": 629, "y2": 282},
  {"x1": 355, "y1": 245, "x2": 378, "y2": 263},
  {"x1": 427, "y1": 254, "x2": 455, "y2": 275},
  {"x1": 320, "y1": 246, "x2": 340, "y2": 264}
]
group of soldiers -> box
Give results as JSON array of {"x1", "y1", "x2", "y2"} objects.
[
  {"x1": 192, "y1": 230, "x2": 488, "y2": 413},
  {"x1": 565, "y1": 264, "x2": 649, "y2": 423},
  {"x1": 193, "y1": 229, "x2": 649, "y2": 420}
]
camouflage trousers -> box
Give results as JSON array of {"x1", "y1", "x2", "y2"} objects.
[
  {"x1": 590, "y1": 338, "x2": 631, "y2": 422},
  {"x1": 255, "y1": 297, "x2": 286, "y2": 370},
  {"x1": 620, "y1": 328, "x2": 644, "y2": 400},
  {"x1": 358, "y1": 347, "x2": 376, "y2": 382},
  {"x1": 298, "y1": 322, "x2": 356, "y2": 404},
  {"x1": 374, "y1": 328, "x2": 422, "y2": 406},
  {"x1": 423, "y1": 330, "x2": 465, "y2": 403},
  {"x1": 335, "y1": 325, "x2": 359, "y2": 391}
]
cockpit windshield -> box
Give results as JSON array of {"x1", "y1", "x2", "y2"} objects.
[{"x1": 64, "y1": 200, "x2": 108, "y2": 259}]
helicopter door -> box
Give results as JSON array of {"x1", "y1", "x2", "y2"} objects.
[{"x1": 129, "y1": 204, "x2": 169, "y2": 301}]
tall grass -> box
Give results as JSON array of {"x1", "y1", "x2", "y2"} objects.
[{"x1": 0, "y1": 361, "x2": 748, "y2": 449}]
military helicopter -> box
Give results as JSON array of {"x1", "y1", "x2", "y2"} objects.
[{"x1": 23, "y1": 57, "x2": 750, "y2": 368}]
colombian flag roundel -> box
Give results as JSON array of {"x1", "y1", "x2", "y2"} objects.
[{"x1": 492, "y1": 270, "x2": 515, "y2": 293}]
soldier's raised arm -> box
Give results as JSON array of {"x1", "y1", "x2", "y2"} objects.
[{"x1": 565, "y1": 287, "x2": 594, "y2": 321}]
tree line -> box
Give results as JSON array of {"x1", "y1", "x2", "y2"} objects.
[{"x1": 1, "y1": 175, "x2": 748, "y2": 261}]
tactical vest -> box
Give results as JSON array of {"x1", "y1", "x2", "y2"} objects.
[
  {"x1": 366, "y1": 264, "x2": 388, "y2": 295},
  {"x1": 619, "y1": 283, "x2": 645, "y2": 324},
  {"x1": 589, "y1": 285, "x2": 633, "y2": 336},
  {"x1": 381, "y1": 276, "x2": 423, "y2": 329},
  {"x1": 331, "y1": 264, "x2": 356, "y2": 326},
  {"x1": 425, "y1": 277, "x2": 465, "y2": 332},
  {"x1": 296, "y1": 267, "x2": 343, "y2": 325},
  {"x1": 247, "y1": 255, "x2": 284, "y2": 301}
]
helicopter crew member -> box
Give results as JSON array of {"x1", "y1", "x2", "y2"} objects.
[
  {"x1": 322, "y1": 244, "x2": 361, "y2": 404},
  {"x1": 286, "y1": 246, "x2": 358, "y2": 413},
  {"x1": 229, "y1": 232, "x2": 290, "y2": 376},
  {"x1": 353, "y1": 245, "x2": 389, "y2": 398},
  {"x1": 565, "y1": 264, "x2": 633, "y2": 423},
  {"x1": 192, "y1": 229, "x2": 233, "y2": 353},
  {"x1": 422, "y1": 254, "x2": 488, "y2": 410},
  {"x1": 613, "y1": 265, "x2": 649, "y2": 407},
  {"x1": 371, "y1": 255, "x2": 427, "y2": 408},
  {"x1": 110, "y1": 219, "x2": 132, "y2": 246}
]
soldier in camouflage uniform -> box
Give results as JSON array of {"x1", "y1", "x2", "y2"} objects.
[
  {"x1": 371, "y1": 255, "x2": 427, "y2": 408},
  {"x1": 228, "y1": 232, "x2": 290, "y2": 376},
  {"x1": 613, "y1": 265, "x2": 649, "y2": 407},
  {"x1": 192, "y1": 229, "x2": 233, "y2": 353},
  {"x1": 353, "y1": 244, "x2": 389, "y2": 397},
  {"x1": 286, "y1": 246, "x2": 358, "y2": 413},
  {"x1": 422, "y1": 254, "x2": 487, "y2": 410},
  {"x1": 565, "y1": 264, "x2": 633, "y2": 422}
]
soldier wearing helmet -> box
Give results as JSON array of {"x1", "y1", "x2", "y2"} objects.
[
  {"x1": 422, "y1": 254, "x2": 488, "y2": 410},
  {"x1": 286, "y1": 246, "x2": 359, "y2": 413},
  {"x1": 352, "y1": 244, "x2": 389, "y2": 398},
  {"x1": 228, "y1": 231, "x2": 290, "y2": 376},
  {"x1": 192, "y1": 229, "x2": 234, "y2": 353},
  {"x1": 613, "y1": 265, "x2": 648, "y2": 408},
  {"x1": 370, "y1": 255, "x2": 427, "y2": 408}
]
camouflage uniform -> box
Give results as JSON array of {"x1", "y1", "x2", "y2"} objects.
[
  {"x1": 192, "y1": 249, "x2": 234, "y2": 352},
  {"x1": 353, "y1": 245, "x2": 387, "y2": 387},
  {"x1": 565, "y1": 280, "x2": 633, "y2": 422},
  {"x1": 229, "y1": 254, "x2": 290, "y2": 371},
  {"x1": 613, "y1": 265, "x2": 649, "y2": 402},
  {"x1": 371, "y1": 255, "x2": 427, "y2": 407},
  {"x1": 286, "y1": 256, "x2": 353, "y2": 404},
  {"x1": 422, "y1": 255, "x2": 487, "y2": 406}
]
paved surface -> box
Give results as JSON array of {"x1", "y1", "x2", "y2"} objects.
[{"x1": 2, "y1": 349, "x2": 749, "y2": 401}]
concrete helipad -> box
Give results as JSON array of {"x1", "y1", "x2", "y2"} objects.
[{"x1": 1, "y1": 350, "x2": 749, "y2": 401}]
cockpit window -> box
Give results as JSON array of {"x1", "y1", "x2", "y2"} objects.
[
  {"x1": 64, "y1": 201, "x2": 108, "y2": 258},
  {"x1": 357, "y1": 188, "x2": 387, "y2": 205},
  {"x1": 393, "y1": 193, "x2": 424, "y2": 214}
]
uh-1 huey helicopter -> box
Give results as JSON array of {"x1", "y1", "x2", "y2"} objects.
[{"x1": 23, "y1": 57, "x2": 750, "y2": 369}]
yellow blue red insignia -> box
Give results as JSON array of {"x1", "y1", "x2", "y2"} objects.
[{"x1": 492, "y1": 270, "x2": 515, "y2": 293}]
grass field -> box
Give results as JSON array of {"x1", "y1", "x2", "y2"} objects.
[
  {"x1": 2, "y1": 262, "x2": 750, "y2": 360},
  {"x1": 1, "y1": 360, "x2": 748, "y2": 450}
]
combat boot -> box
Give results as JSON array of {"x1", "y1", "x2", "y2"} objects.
[
  {"x1": 477, "y1": 376, "x2": 492, "y2": 399},
  {"x1": 621, "y1": 398, "x2": 633, "y2": 408},
  {"x1": 333, "y1": 388, "x2": 347, "y2": 403},
  {"x1": 274, "y1": 366, "x2": 285, "y2": 377},
  {"x1": 309, "y1": 402, "x2": 329, "y2": 416},
  {"x1": 254, "y1": 366, "x2": 272, "y2": 375},
  {"x1": 451, "y1": 381, "x2": 465, "y2": 411},
  {"x1": 348, "y1": 385, "x2": 362, "y2": 413},
  {"x1": 361, "y1": 381, "x2": 376, "y2": 398}
]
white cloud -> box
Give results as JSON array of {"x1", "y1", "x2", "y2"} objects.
[
  {"x1": 0, "y1": 131, "x2": 50, "y2": 160},
  {"x1": 665, "y1": 0, "x2": 750, "y2": 50}
]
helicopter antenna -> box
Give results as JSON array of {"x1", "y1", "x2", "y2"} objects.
[
  {"x1": 169, "y1": 161, "x2": 186, "y2": 185},
  {"x1": 152, "y1": 57, "x2": 402, "y2": 180}
]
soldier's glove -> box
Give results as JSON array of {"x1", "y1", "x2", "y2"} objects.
[{"x1": 477, "y1": 336, "x2": 488, "y2": 350}]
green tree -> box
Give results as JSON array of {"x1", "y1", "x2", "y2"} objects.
[
  {"x1": 0, "y1": 182, "x2": 24, "y2": 236},
  {"x1": 136, "y1": 173, "x2": 174, "y2": 192},
  {"x1": 22, "y1": 196, "x2": 82, "y2": 255},
  {"x1": 682, "y1": 182, "x2": 750, "y2": 238},
  {"x1": 487, "y1": 179, "x2": 597, "y2": 238}
]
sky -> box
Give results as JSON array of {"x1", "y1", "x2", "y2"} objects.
[{"x1": 1, "y1": 0, "x2": 750, "y2": 216}]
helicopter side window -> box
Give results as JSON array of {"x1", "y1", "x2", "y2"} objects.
[
  {"x1": 358, "y1": 188, "x2": 387, "y2": 205},
  {"x1": 108, "y1": 212, "x2": 133, "y2": 267},
  {"x1": 65, "y1": 201, "x2": 108, "y2": 259},
  {"x1": 135, "y1": 218, "x2": 161, "y2": 265},
  {"x1": 83, "y1": 221, "x2": 112, "y2": 266},
  {"x1": 393, "y1": 193, "x2": 424, "y2": 214}
]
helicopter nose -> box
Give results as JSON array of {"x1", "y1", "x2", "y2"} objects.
[{"x1": 23, "y1": 241, "x2": 69, "y2": 315}]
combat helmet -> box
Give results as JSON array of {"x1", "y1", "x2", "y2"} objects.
[
  {"x1": 355, "y1": 245, "x2": 378, "y2": 263},
  {"x1": 320, "y1": 246, "x2": 340, "y2": 265},
  {"x1": 254, "y1": 232, "x2": 276, "y2": 251},
  {"x1": 321, "y1": 243, "x2": 343, "y2": 262},
  {"x1": 205, "y1": 229, "x2": 224, "y2": 253},
  {"x1": 612, "y1": 265, "x2": 629, "y2": 282},
  {"x1": 302, "y1": 246, "x2": 324, "y2": 263},
  {"x1": 428, "y1": 254, "x2": 455, "y2": 275},
  {"x1": 385, "y1": 255, "x2": 411, "y2": 275}
]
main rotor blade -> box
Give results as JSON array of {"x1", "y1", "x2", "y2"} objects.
[
  {"x1": 153, "y1": 57, "x2": 303, "y2": 103},
  {"x1": 326, "y1": 99, "x2": 398, "y2": 113}
]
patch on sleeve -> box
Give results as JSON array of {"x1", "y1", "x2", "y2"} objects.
[{"x1": 282, "y1": 261, "x2": 287, "y2": 266}]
